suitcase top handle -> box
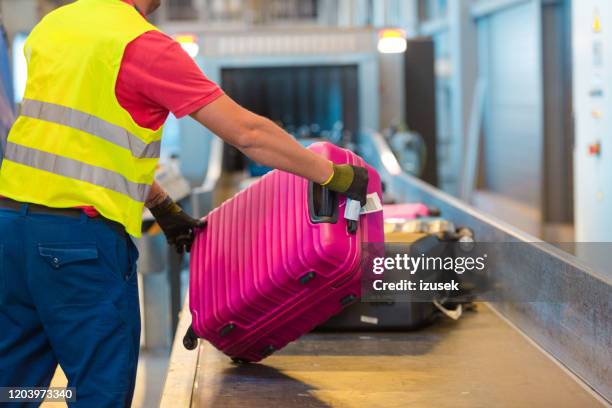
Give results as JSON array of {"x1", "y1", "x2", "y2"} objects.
[
  {"x1": 308, "y1": 182, "x2": 339, "y2": 224},
  {"x1": 308, "y1": 182, "x2": 360, "y2": 234}
]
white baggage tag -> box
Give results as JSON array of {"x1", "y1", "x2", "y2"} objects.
[
  {"x1": 344, "y1": 199, "x2": 362, "y2": 221},
  {"x1": 360, "y1": 193, "x2": 384, "y2": 215},
  {"x1": 345, "y1": 194, "x2": 384, "y2": 221}
]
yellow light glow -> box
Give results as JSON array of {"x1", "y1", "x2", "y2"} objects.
[
  {"x1": 377, "y1": 29, "x2": 407, "y2": 54},
  {"x1": 173, "y1": 33, "x2": 200, "y2": 58},
  {"x1": 174, "y1": 34, "x2": 197, "y2": 44},
  {"x1": 379, "y1": 29, "x2": 405, "y2": 39},
  {"x1": 593, "y1": 10, "x2": 602, "y2": 33}
]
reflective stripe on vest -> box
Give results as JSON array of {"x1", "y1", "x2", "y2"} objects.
[
  {"x1": 0, "y1": 0, "x2": 163, "y2": 237},
  {"x1": 4, "y1": 142, "x2": 150, "y2": 202},
  {"x1": 21, "y1": 99, "x2": 161, "y2": 159}
]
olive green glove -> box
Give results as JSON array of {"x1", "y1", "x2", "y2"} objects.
[
  {"x1": 150, "y1": 197, "x2": 205, "y2": 254},
  {"x1": 323, "y1": 164, "x2": 369, "y2": 207}
]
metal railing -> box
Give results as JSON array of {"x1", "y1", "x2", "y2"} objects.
[
  {"x1": 358, "y1": 130, "x2": 612, "y2": 403},
  {"x1": 161, "y1": 0, "x2": 318, "y2": 24},
  {"x1": 156, "y1": 0, "x2": 416, "y2": 29},
  {"x1": 190, "y1": 137, "x2": 223, "y2": 219}
]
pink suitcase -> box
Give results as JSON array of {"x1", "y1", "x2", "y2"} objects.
[
  {"x1": 383, "y1": 203, "x2": 437, "y2": 220},
  {"x1": 184, "y1": 142, "x2": 384, "y2": 362}
]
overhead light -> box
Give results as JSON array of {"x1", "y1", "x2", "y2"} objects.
[
  {"x1": 593, "y1": 8, "x2": 602, "y2": 33},
  {"x1": 377, "y1": 29, "x2": 407, "y2": 54},
  {"x1": 174, "y1": 34, "x2": 200, "y2": 58}
]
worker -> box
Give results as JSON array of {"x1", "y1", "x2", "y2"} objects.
[{"x1": 0, "y1": 0, "x2": 368, "y2": 406}]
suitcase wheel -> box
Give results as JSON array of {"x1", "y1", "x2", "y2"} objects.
[
  {"x1": 219, "y1": 323, "x2": 236, "y2": 337},
  {"x1": 340, "y1": 294, "x2": 357, "y2": 306},
  {"x1": 260, "y1": 345, "x2": 276, "y2": 358},
  {"x1": 299, "y1": 271, "x2": 316, "y2": 285},
  {"x1": 231, "y1": 357, "x2": 252, "y2": 365},
  {"x1": 183, "y1": 326, "x2": 199, "y2": 350}
]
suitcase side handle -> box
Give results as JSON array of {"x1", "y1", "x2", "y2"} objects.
[{"x1": 308, "y1": 182, "x2": 339, "y2": 224}]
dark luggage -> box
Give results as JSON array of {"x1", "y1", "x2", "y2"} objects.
[{"x1": 319, "y1": 217, "x2": 475, "y2": 331}]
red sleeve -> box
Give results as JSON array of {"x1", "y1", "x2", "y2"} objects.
[{"x1": 116, "y1": 31, "x2": 224, "y2": 130}]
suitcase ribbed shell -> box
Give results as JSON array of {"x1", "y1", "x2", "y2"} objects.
[{"x1": 189, "y1": 142, "x2": 384, "y2": 361}]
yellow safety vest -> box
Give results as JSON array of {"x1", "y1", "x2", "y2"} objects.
[{"x1": 0, "y1": 0, "x2": 162, "y2": 237}]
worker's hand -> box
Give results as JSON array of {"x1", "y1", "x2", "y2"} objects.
[
  {"x1": 150, "y1": 197, "x2": 204, "y2": 253},
  {"x1": 323, "y1": 164, "x2": 369, "y2": 207}
]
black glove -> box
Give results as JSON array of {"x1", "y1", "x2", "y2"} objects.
[
  {"x1": 150, "y1": 196, "x2": 204, "y2": 253},
  {"x1": 323, "y1": 164, "x2": 369, "y2": 207}
]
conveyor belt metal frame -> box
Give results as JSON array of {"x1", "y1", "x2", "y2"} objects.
[{"x1": 358, "y1": 131, "x2": 612, "y2": 403}]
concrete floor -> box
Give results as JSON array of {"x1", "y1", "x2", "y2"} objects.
[
  {"x1": 188, "y1": 305, "x2": 604, "y2": 408},
  {"x1": 41, "y1": 349, "x2": 169, "y2": 407},
  {"x1": 132, "y1": 350, "x2": 170, "y2": 408}
]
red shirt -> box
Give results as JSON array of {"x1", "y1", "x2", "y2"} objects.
[
  {"x1": 117, "y1": 0, "x2": 224, "y2": 129},
  {"x1": 78, "y1": 1, "x2": 224, "y2": 217}
]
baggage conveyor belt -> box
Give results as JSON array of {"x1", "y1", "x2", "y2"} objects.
[
  {"x1": 160, "y1": 300, "x2": 606, "y2": 408},
  {"x1": 165, "y1": 139, "x2": 611, "y2": 406}
]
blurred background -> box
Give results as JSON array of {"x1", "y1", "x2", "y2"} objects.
[
  {"x1": 1, "y1": 0, "x2": 588, "y2": 242},
  {"x1": 0, "y1": 0, "x2": 610, "y2": 406}
]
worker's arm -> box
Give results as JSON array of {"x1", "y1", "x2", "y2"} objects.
[
  {"x1": 145, "y1": 181, "x2": 169, "y2": 208},
  {"x1": 191, "y1": 95, "x2": 334, "y2": 184},
  {"x1": 191, "y1": 95, "x2": 369, "y2": 205}
]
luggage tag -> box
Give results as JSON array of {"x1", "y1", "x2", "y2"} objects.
[
  {"x1": 344, "y1": 193, "x2": 384, "y2": 221},
  {"x1": 360, "y1": 193, "x2": 383, "y2": 215},
  {"x1": 344, "y1": 194, "x2": 384, "y2": 234},
  {"x1": 344, "y1": 199, "x2": 362, "y2": 222},
  {"x1": 344, "y1": 199, "x2": 361, "y2": 234}
]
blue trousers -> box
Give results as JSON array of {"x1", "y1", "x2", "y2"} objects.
[{"x1": 0, "y1": 204, "x2": 140, "y2": 407}]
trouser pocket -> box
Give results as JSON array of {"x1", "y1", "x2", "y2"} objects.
[
  {"x1": 38, "y1": 243, "x2": 99, "y2": 269},
  {"x1": 36, "y1": 242, "x2": 120, "y2": 305}
]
